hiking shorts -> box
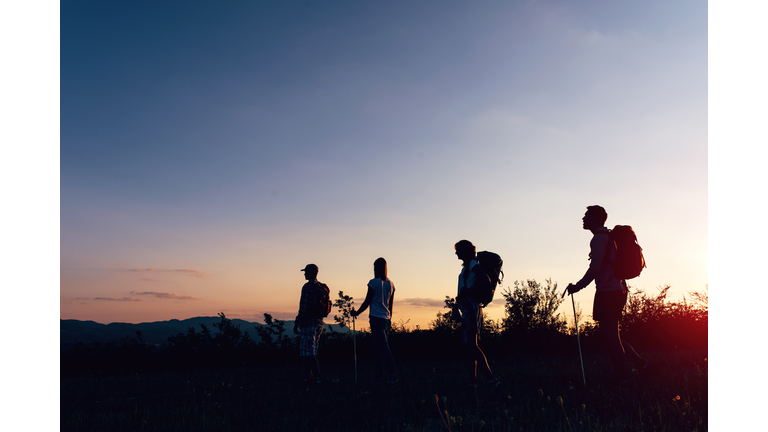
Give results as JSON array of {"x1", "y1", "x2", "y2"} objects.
[
  {"x1": 592, "y1": 289, "x2": 628, "y2": 322},
  {"x1": 458, "y1": 298, "x2": 482, "y2": 345},
  {"x1": 299, "y1": 320, "x2": 324, "y2": 356}
]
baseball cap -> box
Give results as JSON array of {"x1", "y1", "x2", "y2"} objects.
[{"x1": 301, "y1": 264, "x2": 319, "y2": 272}]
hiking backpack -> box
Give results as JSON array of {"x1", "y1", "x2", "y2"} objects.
[
  {"x1": 609, "y1": 225, "x2": 646, "y2": 280},
  {"x1": 473, "y1": 251, "x2": 504, "y2": 306},
  {"x1": 309, "y1": 282, "x2": 332, "y2": 319}
]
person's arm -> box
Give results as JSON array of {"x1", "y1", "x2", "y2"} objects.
[
  {"x1": 567, "y1": 234, "x2": 608, "y2": 294},
  {"x1": 294, "y1": 284, "x2": 310, "y2": 333},
  {"x1": 351, "y1": 287, "x2": 374, "y2": 317},
  {"x1": 389, "y1": 286, "x2": 395, "y2": 316}
]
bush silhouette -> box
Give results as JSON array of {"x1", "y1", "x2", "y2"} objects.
[
  {"x1": 500, "y1": 279, "x2": 569, "y2": 355},
  {"x1": 620, "y1": 285, "x2": 708, "y2": 350},
  {"x1": 60, "y1": 282, "x2": 708, "y2": 376}
]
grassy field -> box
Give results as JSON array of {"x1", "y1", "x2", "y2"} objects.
[{"x1": 61, "y1": 349, "x2": 706, "y2": 431}]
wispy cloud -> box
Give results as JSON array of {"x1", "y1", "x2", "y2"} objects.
[
  {"x1": 126, "y1": 268, "x2": 210, "y2": 278},
  {"x1": 396, "y1": 298, "x2": 447, "y2": 308},
  {"x1": 395, "y1": 297, "x2": 504, "y2": 309},
  {"x1": 94, "y1": 297, "x2": 145, "y2": 302},
  {"x1": 566, "y1": 28, "x2": 623, "y2": 48},
  {"x1": 221, "y1": 311, "x2": 296, "y2": 322},
  {"x1": 470, "y1": 109, "x2": 529, "y2": 132},
  {"x1": 129, "y1": 291, "x2": 202, "y2": 301},
  {"x1": 484, "y1": 301, "x2": 504, "y2": 309}
]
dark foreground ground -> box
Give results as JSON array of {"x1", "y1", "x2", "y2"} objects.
[{"x1": 61, "y1": 349, "x2": 706, "y2": 432}]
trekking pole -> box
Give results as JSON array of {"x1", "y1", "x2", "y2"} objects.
[
  {"x1": 570, "y1": 292, "x2": 587, "y2": 387},
  {"x1": 351, "y1": 314, "x2": 358, "y2": 385}
]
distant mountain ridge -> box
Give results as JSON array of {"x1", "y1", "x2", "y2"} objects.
[{"x1": 60, "y1": 316, "x2": 349, "y2": 351}]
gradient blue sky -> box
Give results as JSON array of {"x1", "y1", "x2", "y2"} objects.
[
  {"x1": 3, "y1": 1, "x2": 767, "y2": 429},
  {"x1": 58, "y1": 0, "x2": 709, "y2": 328}
]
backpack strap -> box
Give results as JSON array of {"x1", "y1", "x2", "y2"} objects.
[
  {"x1": 602, "y1": 229, "x2": 616, "y2": 266},
  {"x1": 589, "y1": 229, "x2": 614, "y2": 262}
]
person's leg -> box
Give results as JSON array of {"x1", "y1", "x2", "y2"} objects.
[
  {"x1": 473, "y1": 305, "x2": 494, "y2": 382},
  {"x1": 465, "y1": 336, "x2": 493, "y2": 381},
  {"x1": 312, "y1": 324, "x2": 323, "y2": 381},
  {"x1": 459, "y1": 304, "x2": 477, "y2": 385},
  {"x1": 302, "y1": 355, "x2": 320, "y2": 380},
  {"x1": 299, "y1": 325, "x2": 312, "y2": 381},
  {"x1": 370, "y1": 318, "x2": 385, "y2": 381},
  {"x1": 600, "y1": 319, "x2": 627, "y2": 382},
  {"x1": 622, "y1": 341, "x2": 645, "y2": 367},
  {"x1": 461, "y1": 303, "x2": 494, "y2": 384},
  {"x1": 381, "y1": 326, "x2": 397, "y2": 382},
  {"x1": 612, "y1": 289, "x2": 646, "y2": 369},
  {"x1": 463, "y1": 345, "x2": 477, "y2": 384},
  {"x1": 301, "y1": 323, "x2": 323, "y2": 382},
  {"x1": 301, "y1": 356, "x2": 310, "y2": 381},
  {"x1": 372, "y1": 317, "x2": 397, "y2": 381},
  {"x1": 596, "y1": 289, "x2": 644, "y2": 382}
]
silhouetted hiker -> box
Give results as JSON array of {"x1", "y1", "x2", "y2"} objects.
[
  {"x1": 351, "y1": 257, "x2": 398, "y2": 384},
  {"x1": 293, "y1": 264, "x2": 331, "y2": 384},
  {"x1": 565, "y1": 205, "x2": 652, "y2": 386},
  {"x1": 452, "y1": 240, "x2": 500, "y2": 387}
]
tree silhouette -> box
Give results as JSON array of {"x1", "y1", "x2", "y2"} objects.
[
  {"x1": 213, "y1": 312, "x2": 245, "y2": 351},
  {"x1": 254, "y1": 313, "x2": 291, "y2": 350},
  {"x1": 429, "y1": 296, "x2": 461, "y2": 333},
  {"x1": 167, "y1": 323, "x2": 214, "y2": 358},
  {"x1": 501, "y1": 279, "x2": 567, "y2": 333},
  {"x1": 565, "y1": 301, "x2": 599, "y2": 337},
  {"x1": 333, "y1": 290, "x2": 355, "y2": 328}
]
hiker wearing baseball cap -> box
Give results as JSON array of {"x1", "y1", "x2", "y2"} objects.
[{"x1": 294, "y1": 264, "x2": 331, "y2": 384}]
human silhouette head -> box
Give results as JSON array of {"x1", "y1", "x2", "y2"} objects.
[
  {"x1": 301, "y1": 264, "x2": 318, "y2": 281},
  {"x1": 374, "y1": 257, "x2": 387, "y2": 280},
  {"x1": 583, "y1": 205, "x2": 608, "y2": 231},
  {"x1": 454, "y1": 240, "x2": 476, "y2": 263}
]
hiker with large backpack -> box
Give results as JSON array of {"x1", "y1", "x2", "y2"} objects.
[
  {"x1": 293, "y1": 263, "x2": 331, "y2": 384},
  {"x1": 351, "y1": 257, "x2": 398, "y2": 384},
  {"x1": 565, "y1": 205, "x2": 652, "y2": 386},
  {"x1": 452, "y1": 240, "x2": 501, "y2": 388}
]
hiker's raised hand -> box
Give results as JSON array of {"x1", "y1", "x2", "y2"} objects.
[{"x1": 566, "y1": 283, "x2": 581, "y2": 296}]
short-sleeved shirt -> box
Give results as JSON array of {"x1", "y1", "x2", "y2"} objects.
[
  {"x1": 367, "y1": 277, "x2": 395, "y2": 320},
  {"x1": 457, "y1": 259, "x2": 479, "y2": 297}
]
